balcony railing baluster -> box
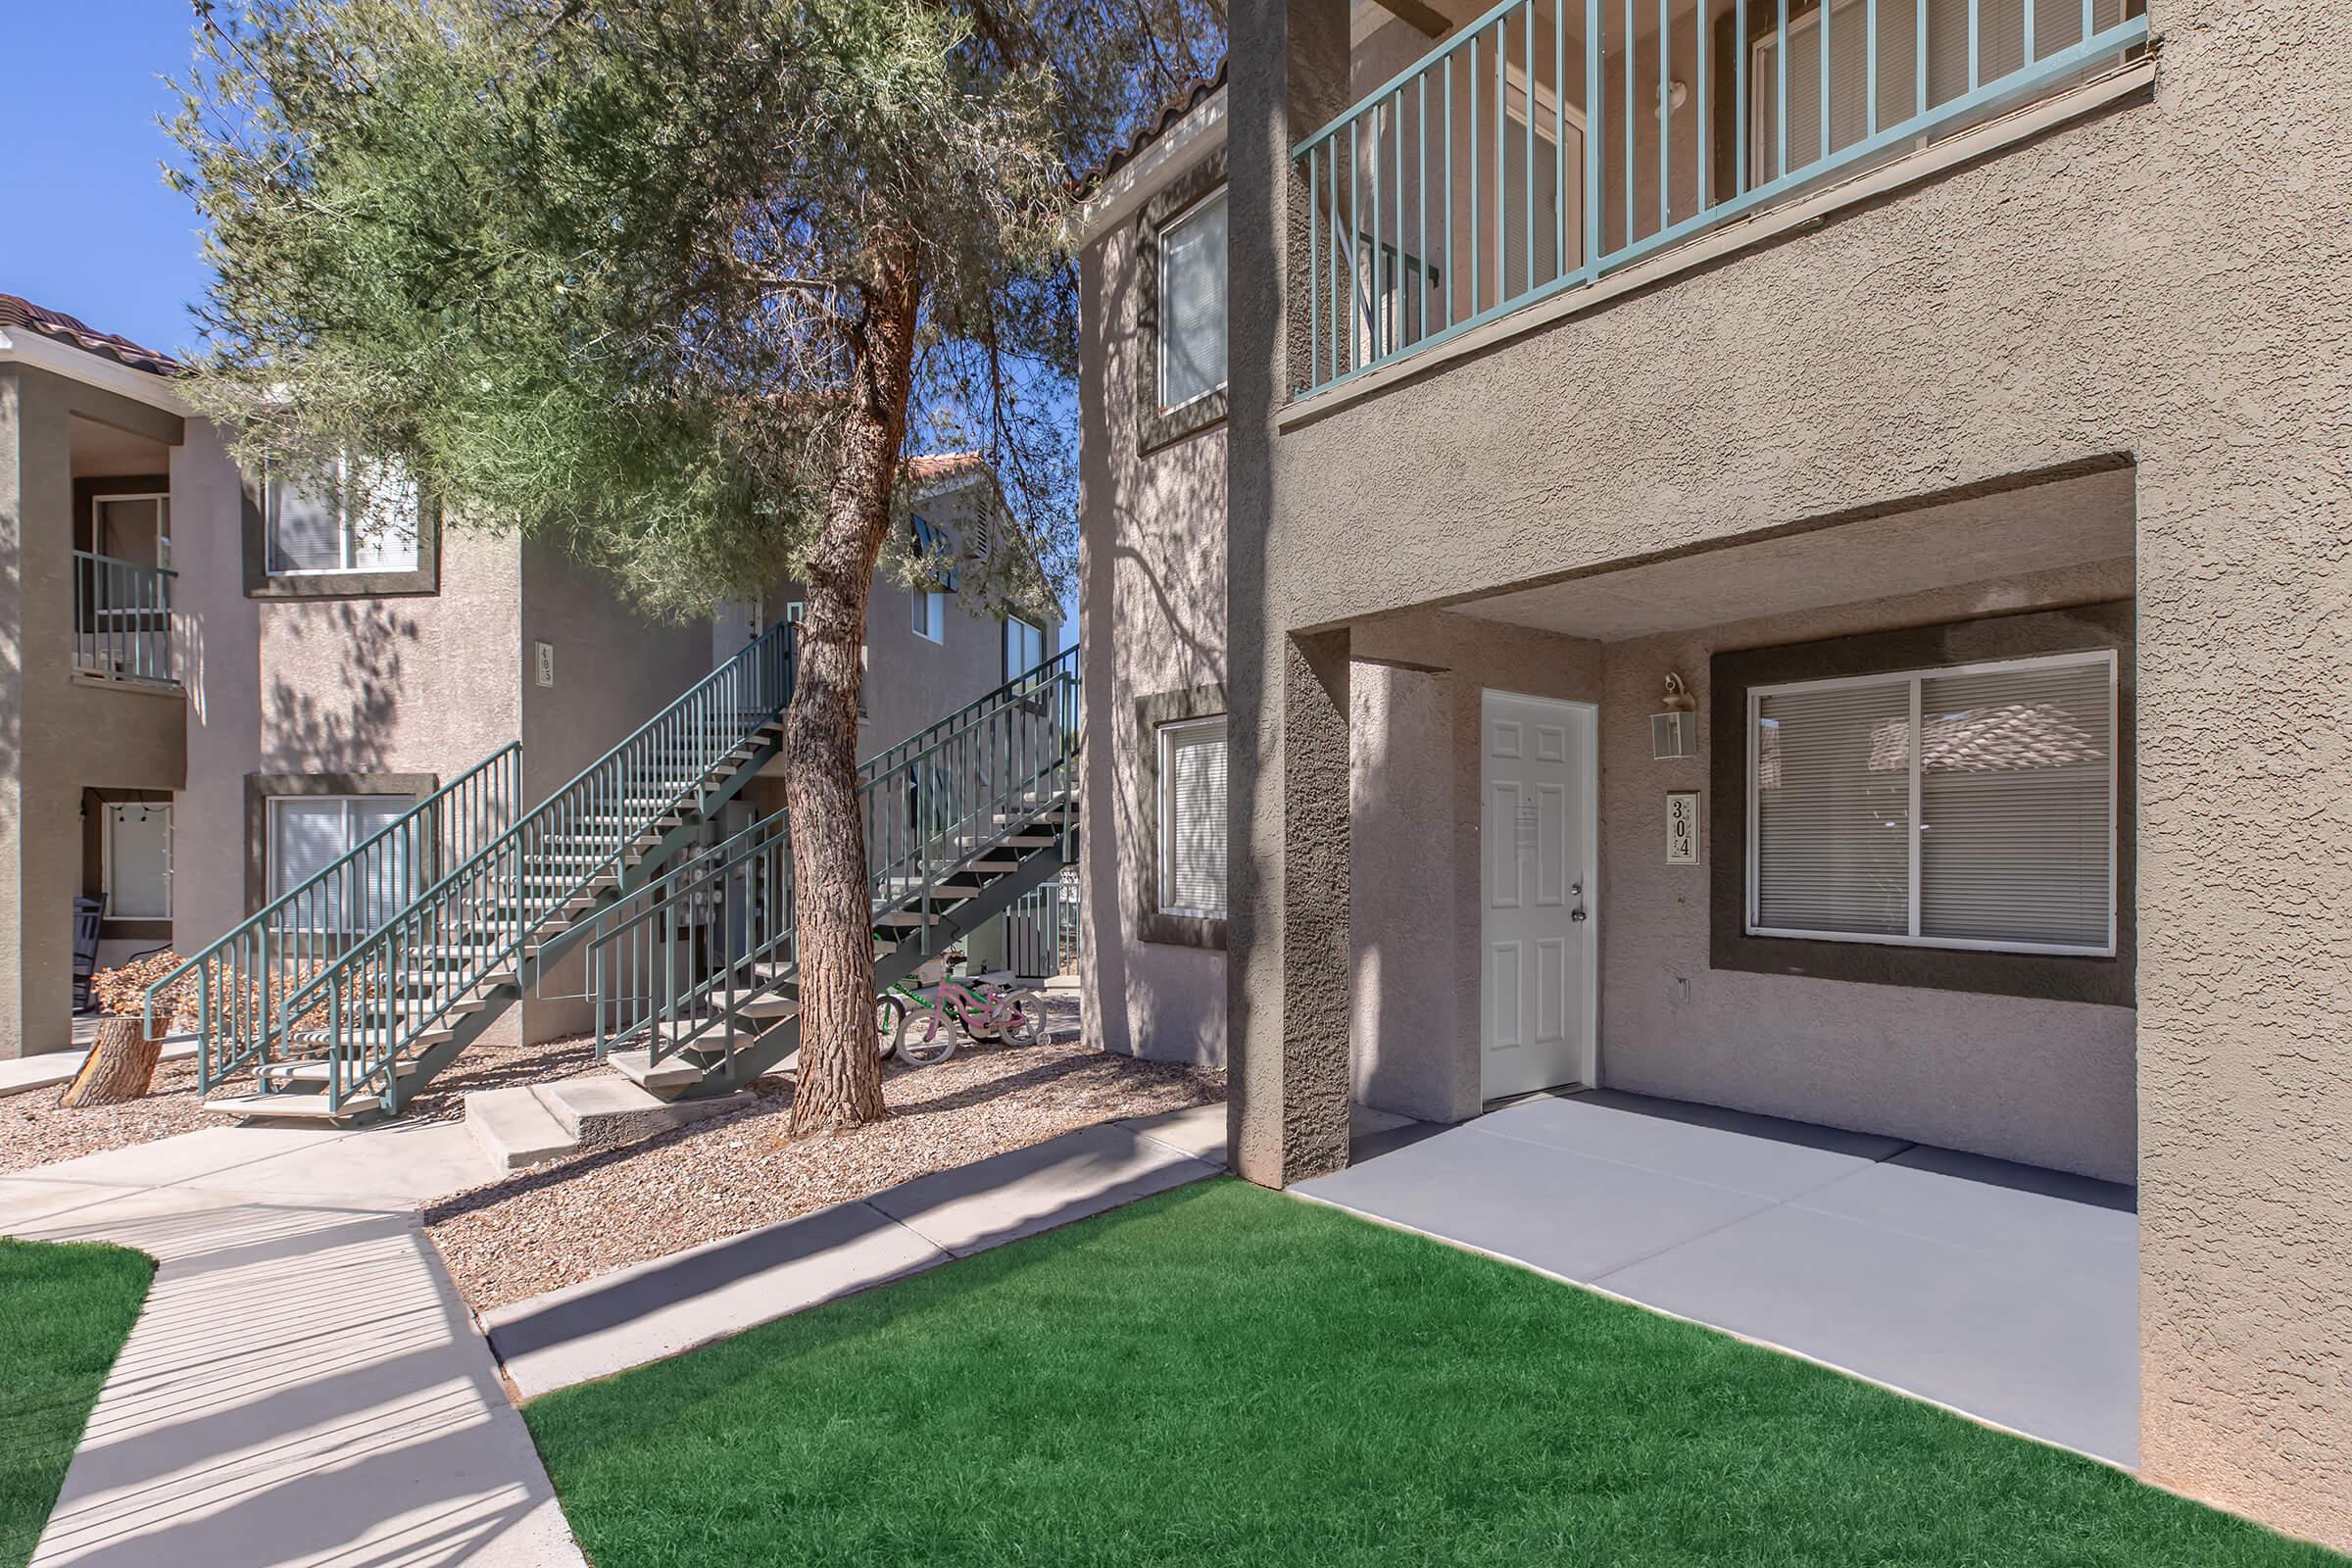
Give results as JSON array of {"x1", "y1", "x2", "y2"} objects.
[{"x1": 1296, "y1": 0, "x2": 2147, "y2": 398}]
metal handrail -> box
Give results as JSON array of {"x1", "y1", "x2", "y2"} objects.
[
  {"x1": 72, "y1": 550, "x2": 176, "y2": 684},
  {"x1": 1292, "y1": 0, "x2": 2149, "y2": 397},
  {"x1": 146, "y1": 744, "x2": 523, "y2": 1091},
  {"x1": 586, "y1": 645, "x2": 1081, "y2": 1072},
  {"x1": 275, "y1": 621, "x2": 796, "y2": 1112}
]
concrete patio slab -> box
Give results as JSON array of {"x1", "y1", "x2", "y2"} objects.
[
  {"x1": 1297, "y1": 1119, "x2": 1780, "y2": 1280},
  {"x1": 0, "y1": 1035, "x2": 199, "y2": 1100},
  {"x1": 24, "y1": 1124, "x2": 355, "y2": 1190},
  {"x1": 868, "y1": 1122, "x2": 1215, "y2": 1257},
  {"x1": 1486, "y1": 1092, "x2": 1908, "y2": 1200},
  {"x1": 1294, "y1": 1089, "x2": 2140, "y2": 1465},
  {"x1": 486, "y1": 1199, "x2": 950, "y2": 1397},
  {"x1": 1598, "y1": 1190, "x2": 2139, "y2": 1464},
  {"x1": 175, "y1": 1121, "x2": 493, "y2": 1205}
]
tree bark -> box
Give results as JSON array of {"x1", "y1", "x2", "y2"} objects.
[
  {"x1": 60, "y1": 1015, "x2": 163, "y2": 1108},
  {"x1": 785, "y1": 250, "x2": 924, "y2": 1134}
]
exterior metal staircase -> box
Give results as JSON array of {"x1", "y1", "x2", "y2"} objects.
[
  {"x1": 581, "y1": 645, "x2": 1080, "y2": 1101},
  {"x1": 193, "y1": 623, "x2": 795, "y2": 1120}
]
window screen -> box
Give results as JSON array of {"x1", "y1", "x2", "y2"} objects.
[
  {"x1": 270, "y1": 796, "x2": 415, "y2": 931},
  {"x1": 1004, "y1": 616, "x2": 1046, "y2": 679},
  {"x1": 1750, "y1": 652, "x2": 2115, "y2": 955},
  {"x1": 1159, "y1": 190, "x2": 1229, "y2": 409},
  {"x1": 1159, "y1": 717, "x2": 1228, "y2": 918},
  {"x1": 267, "y1": 455, "x2": 421, "y2": 574}
]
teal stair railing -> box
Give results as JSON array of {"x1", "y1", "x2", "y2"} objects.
[
  {"x1": 272, "y1": 621, "x2": 795, "y2": 1113},
  {"x1": 586, "y1": 645, "x2": 1080, "y2": 1084},
  {"x1": 144, "y1": 744, "x2": 523, "y2": 1091},
  {"x1": 73, "y1": 550, "x2": 176, "y2": 683}
]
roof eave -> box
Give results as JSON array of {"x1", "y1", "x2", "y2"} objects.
[{"x1": 0, "y1": 328, "x2": 192, "y2": 416}]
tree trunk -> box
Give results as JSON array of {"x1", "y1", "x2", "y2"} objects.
[
  {"x1": 786, "y1": 252, "x2": 924, "y2": 1135},
  {"x1": 60, "y1": 1015, "x2": 163, "y2": 1108}
]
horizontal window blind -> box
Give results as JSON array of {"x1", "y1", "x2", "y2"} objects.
[
  {"x1": 270, "y1": 797, "x2": 416, "y2": 932},
  {"x1": 1162, "y1": 717, "x2": 1228, "y2": 918},
  {"x1": 1750, "y1": 652, "x2": 2116, "y2": 955}
]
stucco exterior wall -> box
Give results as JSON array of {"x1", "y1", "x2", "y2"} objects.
[
  {"x1": 1234, "y1": 0, "x2": 2352, "y2": 1545},
  {"x1": 0, "y1": 365, "x2": 193, "y2": 1056},
  {"x1": 1595, "y1": 558, "x2": 2138, "y2": 1180},
  {"x1": 1078, "y1": 201, "x2": 1230, "y2": 1067},
  {"x1": 170, "y1": 418, "x2": 264, "y2": 959}
]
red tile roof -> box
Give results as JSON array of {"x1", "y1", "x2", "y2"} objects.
[
  {"x1": 0, "y1": 295, "x2": 184, "y2": 377},
  {"x1": 1074, "y1": 58, "x2": 1227, "y2": 195},
  {"x1": 903, "y1": 451, "x2": 989, "y2": 485}
]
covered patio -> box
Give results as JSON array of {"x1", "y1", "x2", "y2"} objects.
[{"x1": 1298, "y1": 1089, "x2": 2138, "y2": 1464}]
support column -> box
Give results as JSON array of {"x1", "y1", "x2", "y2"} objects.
[{"x1": 1228, "y1": 0, "x2": 1355, "y2": 1185}]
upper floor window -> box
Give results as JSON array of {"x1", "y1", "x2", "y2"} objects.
[
  {"x1": 1004, "y1": 615, "x2": 1046, "y2": 678},
  {"x1": 1158, "y1": 188, "x2": 1229, "y2": 410},
  {"x1": 911, "y1": 589, "x2": 946, "y2": 643},
  {"x1": 1748, "y1": 651, "x2": 2116, "y2": 956},
  {"x1": 266, "y1": 455, "x2": 421, "y2": 576}
]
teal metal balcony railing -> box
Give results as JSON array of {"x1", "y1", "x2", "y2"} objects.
[
  {"x1": 1295, "y1": 0, "x2": 2149, "y2": 396},
  {"x1": 72, "y1": 550, "x2": 175, "y2": 683}
]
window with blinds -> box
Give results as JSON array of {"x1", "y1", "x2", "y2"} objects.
[
  {"x1": 266, "y1": 454, "x2": 422, "y2": 575},
  {"x1": 269, "y1": 796, "x2": 416, "y2": 932},
  {"x1": 1753, "y1": 0, "x2": 2132, "y2": 184},
  {"x1": 1159, "y1": 189, "x2": 1229, "y2": 410},
  {"x1": 1004, "y1": 615, "x2": 1046, "y2": 679},
  {"x1": 1748, "y1": 651, "x2": 2116, "y2": 956},
  {"x1": 1158, "y1": 716, "x2": 1228, "y2": 919}
]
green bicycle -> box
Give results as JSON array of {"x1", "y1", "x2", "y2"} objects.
[{"x1": 873, "y1": 952, "x2": 1039, "y2": 1067}]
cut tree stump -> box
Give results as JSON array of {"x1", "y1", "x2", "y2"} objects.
[{"x1": 59, "y1": 1015, "x2": 162, "y2": 1108}]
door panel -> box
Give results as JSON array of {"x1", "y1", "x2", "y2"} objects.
[{"x1": 1482, "y1": 691, "x2": 1592, "y2": 1100}]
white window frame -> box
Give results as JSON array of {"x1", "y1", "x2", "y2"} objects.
[
  {"x1": 92, "y1": 492, "x2": 173, "y2": 570},
  {"x1": 1156, "y1": 714, "x2": 1229, "y2": 920},
  {"x1": 264, "y1": 454, "x2": 421, "y2": 577},
  {"x1": 911, "y1": 589, "x2": 946, "y2": 644},
  {"x1": 1004, "y1": 614, "x2": 1046, "y2": 678},
  {"x1": 103, "y1": 802, "x2": 173, "y2": 921},
  {"x1": 1157, "y1": 186, "x2": 1230, "y2": 414},
  {"x1": 1745, "y1": 649, "x2": 2118, "y2": 957}
]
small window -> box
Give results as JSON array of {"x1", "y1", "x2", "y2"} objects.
[
  {"x1": 104, "y1": 803, "x2": 172, "y2": 920},
  {"x1": 1004, "y1": 615, "x2": 1046, "y2": 679},
  {"x1": 266, "y1": 455, "x2": 421, "y2": 576},
  {"x1": 269, "y1": 795, "x2": 416, "y2": 930},
  {"x1": 911, "y1": 589, "x2": 946, "y2": 643},
  {"x1": 1158, "y1": 716, "x2": 1228, "y2": 919},
  {"x1": 1158, "y1": 189, "x2": 1229, "y2": 410},
  {"x1": 1748, "y1": 651, "x2": 2116, "y2": 956}
]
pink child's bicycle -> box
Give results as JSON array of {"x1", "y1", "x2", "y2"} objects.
[{"x1": 882, "y1": 953, "x2": 1039, "y2": 1066}]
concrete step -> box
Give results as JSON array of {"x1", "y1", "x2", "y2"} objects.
[
  {"x1": 202, "y1": 1088, "x2": 381, "y2": 1122},
  {"x1": 465, "y1": 1084, "x2": 577, "y2": 1173},
  {"x1": 607, "y1": 1048, "x2": 711, "y2": 1092},
  {"x1": 737, "y1": 995, "x2": 799, "y2": 1022},
  {"x1": 541, "y1": 1075, "x2": 750, "y2": 1150}
]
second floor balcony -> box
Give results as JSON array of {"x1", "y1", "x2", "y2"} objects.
[
  {"x1": 1295, "y1": 0, "x2": 2151, "y2": 399},
  {"x1": 74, "y1": 547, "x2": 177, "y2": 687}
]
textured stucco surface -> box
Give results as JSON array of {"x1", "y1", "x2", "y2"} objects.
[
  {"x1": 1598, "y1": 559, "x2": 2139, "y2": 1181},
  {"x1": 1078, "y1": 199, "x2": 1231, "y2": 1068},
  {"x1": 1235, "y1": 0, "x2": 2352, "y2": 1544}
]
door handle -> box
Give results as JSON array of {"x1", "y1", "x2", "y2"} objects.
[
  {"x1": 1571, "y1": 906, "x2": 1588, "y2": 923},
  {"x1": 1568, "y1": 881, "x2": 1588, "y2": 923}
]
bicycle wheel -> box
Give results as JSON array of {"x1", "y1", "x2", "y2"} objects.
[
  {"x1": 894, "y1": 1004, "x2": 957, "y2": 1066},
  {"x1": 874, "y1": 994, "x2": 906, "y2": 1060},
  {"x1": 1001, "y1": 1001, "x2": 1040, "y2": 1046}
]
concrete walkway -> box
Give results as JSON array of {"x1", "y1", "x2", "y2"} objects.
[
  {"x1": 1297, "y1": 1089, "x2": 2139, "y2": 1465},
  {"x1": 1, "y1": 1102, "x2": 1233, "y2": 1562},
  {"x1": 485, "y1": 1104, "x2": 1227, "y2": 1396},
  {"x1": 1, "y1": 1120, "x2": 586, "y2": 1567},
  {"x1": 0, "y1": 1030, "x2": 199, "y2": 1099}
]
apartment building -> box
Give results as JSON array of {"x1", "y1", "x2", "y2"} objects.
[
  {"x1": 1079, "y1": 0, "x2": 2350, "y2": 1547},
  {"x1": 2, "y1": 298, "x2": 1054, "y2": 1057}
]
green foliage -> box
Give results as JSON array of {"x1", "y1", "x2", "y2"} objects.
[
  {"x1": 171, "y1": 0, "x2": 1218, "y2": 617},
  {"x1": 0, "y1": 1240, "x2": 154, "y2": 1568},
  {"x1": 527, "y1": 1181, "x2": 2340, "y2": 1568}
]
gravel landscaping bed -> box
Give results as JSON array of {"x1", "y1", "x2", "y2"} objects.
[
  {"x1": 0, "y1": 1030, "x2": 602, "y2": 1175},
  {"x1": 424, "y1": 1024, "x2": 1222, "y2": 1313}
]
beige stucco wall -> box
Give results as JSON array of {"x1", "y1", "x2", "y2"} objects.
[
  {"x1": 1232, "y1": 0, "x2": 2352, "y2": 1544},
  {"x1": 1078, "y1": 201, "x2": 1230, "y2": 1067},
  {"x1": 1594, "y1": 558, "x2": 2139, "y2": 1181}
]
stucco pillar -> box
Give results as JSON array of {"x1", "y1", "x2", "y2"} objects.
[
  {"x1": 1228, "y1": 0, "x2": 1354, "y2": 1184},
  {"x1": 0, "y1": 367, "x2": 29, "y2": 1058},
  {"x1": 1231, "y1": 630, "x2": 1353, "y2": 1185}
]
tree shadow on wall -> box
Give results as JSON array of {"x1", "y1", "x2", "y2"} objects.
[{"x1": 264, "y1": 600, "x2": 421, "y2": 773}]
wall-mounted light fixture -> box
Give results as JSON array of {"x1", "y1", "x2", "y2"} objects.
[{"x1": 1652, "y1": 672, "x2": 1698, "y2": 760}]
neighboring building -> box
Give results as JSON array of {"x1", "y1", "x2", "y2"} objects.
[
  {"x1": 1082, "y1": 0, "x2": 2350, "y2": 1548},
  {"x1": 1, "y1": 299, "x2": 1054, "y2": 1058}
]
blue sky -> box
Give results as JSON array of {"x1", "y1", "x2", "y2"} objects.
[{"x1": 1, "y1": 4, "x2": 212, "y2": 355}]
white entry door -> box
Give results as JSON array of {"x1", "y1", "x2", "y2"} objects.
[{"x1": 1481, "y1": 690, "x2": 1595, "y2": 1100}]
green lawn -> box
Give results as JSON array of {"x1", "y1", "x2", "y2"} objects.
[
  {"x1": 0, "y1": 1240, "x2": 153, "y2": 1568},
  {"x1": 527, "y1": 1180, "x2": 2336, "y2": 1568}
]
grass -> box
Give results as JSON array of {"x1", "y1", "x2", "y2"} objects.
[
  {"x1": 527, "y1": 1180, "x2": 2337, "y2": 1568},
  {"x1": 0, "y1": 1240, "x2": 153, "y2": 1568}
]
